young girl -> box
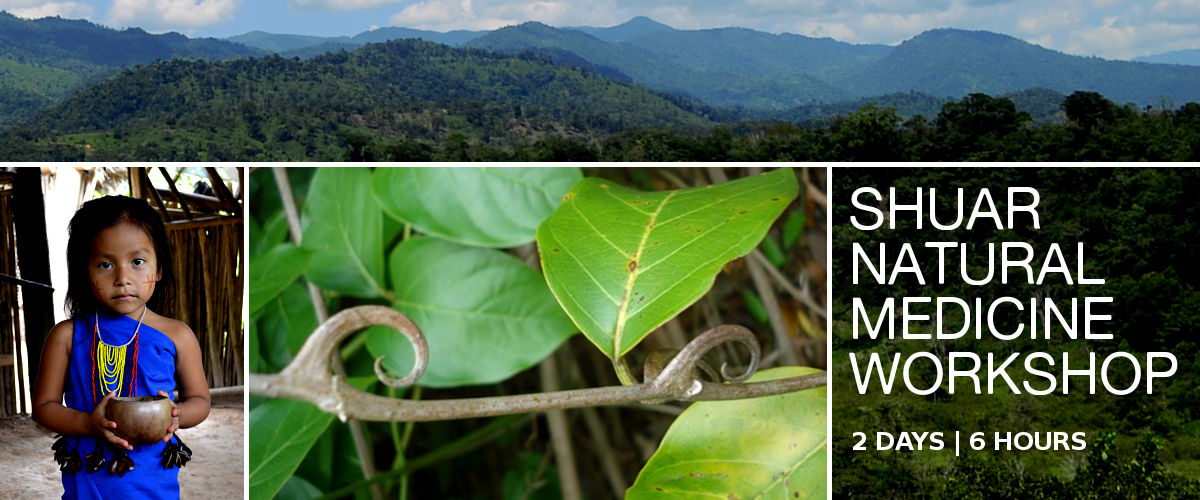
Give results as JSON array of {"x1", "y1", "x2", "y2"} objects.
[{"x1": 32, "y1": 195, "x2": 210, "y2": 499}]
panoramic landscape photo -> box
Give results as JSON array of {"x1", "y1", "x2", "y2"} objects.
[{"x1": 0, "y1": 0, "x2": 1198, "y2": 161}]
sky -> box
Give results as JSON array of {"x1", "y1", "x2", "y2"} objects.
[{"x1": 2, "y1": 0, "x2": 1199, "y2": 60}]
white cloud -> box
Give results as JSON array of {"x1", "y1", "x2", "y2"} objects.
[
  {"x1": 792, "y1": 20, "x2": 857, "y2": 40},
  {"x1": 389, "y1": 0, "x2": 579, "y2": 31},
  {"x1": 290, "y1": 0, "x2": 405, "y2": 10},
  {"x1": 1016, "y1": 7, "x2": 1082, "y2": 34},
  {"x1": 0, "y1": 0, "x2": 47, "y2": 7},
  {"x1": 107, "y1": 0, "x2": 241, "y2": 30},
  {"x1": 1068, "y1": 19, "x2": 1200, "y2": 58},
  {"x1": 390, "y1": 0, "x2": 484, "y2": 29},
  {"x1": 6, "y1": 1, "x2": 94, "y2": 20}
]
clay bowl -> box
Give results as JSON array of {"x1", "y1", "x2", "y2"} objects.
[{"x1": 105, "y1": 395, "x2": 172, "y2": 444}]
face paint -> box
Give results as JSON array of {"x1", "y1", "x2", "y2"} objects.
[{"x1": 88, "y1": 222, "x2": 159, "y2": 318}]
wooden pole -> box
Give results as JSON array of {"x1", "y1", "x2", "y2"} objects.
[{"x1": 12, "y1": 168, "x2": 54, "y2": 387}]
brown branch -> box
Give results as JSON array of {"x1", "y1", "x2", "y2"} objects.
[
  {"x1": 247, "y1": 306, "x2": 826, "y2": 422},
  {"x1": 541, "y1": 352, "x2": 581, "y2": 500},
  {"x1": 273, "y1": 167, "x2": 383, "y2": 500},
  {"x1": 746, "y1": 249, "x2": 799, "y2": 366}
]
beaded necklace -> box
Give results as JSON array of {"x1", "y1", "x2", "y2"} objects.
[{"x1": 90, "y1": 306, "x2": 146, "y2": 401}]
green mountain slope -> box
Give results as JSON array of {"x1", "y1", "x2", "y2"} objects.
[
  {"x1": 226, "y1": 27, "x2": 484, "y2": 56},
  {"x1": 0, "y1": 11, "x2": 261, "y2": 127},
  {"x1": 3, "y1": 39, "x2": 712, "y2": 161},
  {"x1": 848, "y1": 29, "x2": 1200, "y2": 105},
  {"x1": 468, "y1": 21, "x2": 861, "y2": 109},
  {"x1": 624, "y1": 27, "x2": 889, "y2": 83},
  {"x1": 227, "y1": 31, "x2": 352, "y2": 52},
  {"x1": 570, "y1": 16, "x2": 674, "y2": 42}
]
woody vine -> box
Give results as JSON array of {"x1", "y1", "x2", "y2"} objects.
[{"x1": 248, "y1": 166, "x2": 828, "y2": 500}]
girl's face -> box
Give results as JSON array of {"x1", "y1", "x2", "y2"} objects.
[{"x1": 88, "y1": 222, "x2": 161, "y2": 318}]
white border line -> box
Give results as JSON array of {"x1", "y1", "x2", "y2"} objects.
[{"x1": 826, "y1": 165, "x2": 834, "y2": 500}]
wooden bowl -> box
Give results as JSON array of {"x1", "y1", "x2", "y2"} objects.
[{"x1": 105, "y1": 395, "x2": 172, "y2": 444}]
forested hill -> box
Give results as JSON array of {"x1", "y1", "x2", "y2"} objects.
[
  {"x1": 466, "y1": 21, "x2": 1200, "y2": 110},
  {"x1": 853, "y1": 29, "x2": 1200, "y2": 107},
  {"x1": 2, "y1": 39, "x2": 714, "y2": 161},
  {"x1": 467, "y1": 21, "x2": 880, "y2": 109},
  {"x1": 0, "y1": 11, "x2": 261, "y2": 127}
]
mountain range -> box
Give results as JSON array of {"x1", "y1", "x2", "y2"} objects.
[
  {"x1": 1, "y1": 10, "x2": 1199, "y2": 137},
  {"x1": 227, "y1": 16, "x2": 1200, "y2": 110},
  {"x1": 0, "y1": 11, "x2": 258, "y2": 127},
  {"x1": 1134, "y1": 49, "x2": 1200, "y2": 66}
]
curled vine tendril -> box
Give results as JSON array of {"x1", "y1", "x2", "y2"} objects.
[{"x1": 248, "y1": 306, "x2": 825, "y2": 422}]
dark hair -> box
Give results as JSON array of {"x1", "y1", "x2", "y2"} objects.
[{"x1": 65, "y1": 196, "x2": 175, "y2": 318}]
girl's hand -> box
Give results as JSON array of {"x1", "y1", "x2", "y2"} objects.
[
  {"x1": 91, "y1": 392, "x2": 132, "y2": 450},
  {"x1": 160, "y1": 390, "x2": 180, "y2": 442}
]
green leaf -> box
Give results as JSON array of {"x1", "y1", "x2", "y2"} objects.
[
  {"x1": 372, "y1": 167, "x2": 581, "y2": 248},
  {"x1": 251, "y1": 211, "x2": 289, "y2": 257},
  {"x1": 782, "y1": 208, "x2": 806, "y2": 250},
  {"x1": 249, "y1": 243, "x2": 312, "y2": 316},
  {"x1": 302, "y1": 167, "x2": 388, "y2": 298},
  {"x1": 248, "y1": 317, "x2": 262, "y2": 373},
  {"x1": 502, "y1": 451, "x2": 560, "y2": 500},
  {"x1": 537, "y1": 168, "x2": 798, "y2": 360},
  {"x1": 627, "y1": 366, "x2": 827, "y2": 500},
  {"x1": 743, "y1": 289, "x2": 769, "y2": 325},
  {"x1": 249, "y1": 399, "x2": 336, "y2": 500},
  {"x1": 276, "y1": 476, "x2": 323, "y2": 500},
  {"x1": 366, "y1": 237, "x2": 577, "y2": 387},
  {"x1": 257, "y1": 282, "x2": 320, "y2": 371},
  {"x1": 762, "y1": 234, "x2": 787, "y2": 268}
]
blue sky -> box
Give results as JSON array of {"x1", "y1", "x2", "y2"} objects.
[{"x1": 2, "y1": 0, "x2": 1198, "y2": 60}]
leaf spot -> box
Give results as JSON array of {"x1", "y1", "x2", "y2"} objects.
[
  {"x1": 628, "y1": 260, "x2": 637, "y2": 272},
  {"x1": 655, "y1": 487, "x2": 664, "y2": 492},
  {"x1": 599, "y1": 183, "x2": 609, "y2": 189},
  {"x1": 563, "y1": 192, "x2": 575, "y2": 201},
  {"x1": 793, "y1": 492, "x2": 800, "y2": 498},
  {"x1": 772, "y1": 196, "x2": 783, "y2": 201}
]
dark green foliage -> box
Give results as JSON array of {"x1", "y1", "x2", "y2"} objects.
[
  {"x1": 1, "y1": 39, "x2": 711, "y2": 161},
  {"x1": 769, "y1": 92, "x2": 950, "y2": 123},
  {"x1": 0, "y1": 11, "x2": 261, "y2": 127}
]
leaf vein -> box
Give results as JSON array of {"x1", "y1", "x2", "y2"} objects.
[
  {"x1": 547, "y1": 225, "x2": 621, "y2": 306},
  {"x1": 571, "y1": 200, "x2": 632, "y2": 259},
  {"x1": 613, "y1": 191, "x2": 676, "y2": 356}
]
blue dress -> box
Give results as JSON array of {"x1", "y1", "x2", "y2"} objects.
[{"x1": 61, "y1": 310, "x2": 179, "y2": 500}]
